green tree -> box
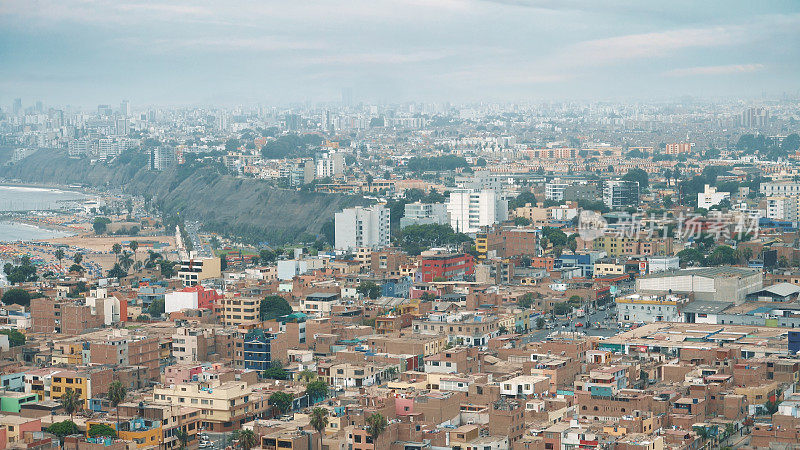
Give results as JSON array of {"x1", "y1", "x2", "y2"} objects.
[
  {"x1": 553, "y1": 302, "x2": 572, "y2": 316},
  {"x1": 366, "y1": 413, "x2": 388, "y2": 445},
  {"x1": 107, "y1": 263, "x2": 127, "y2": 279},
  {"x1": 55, "y1": 248, "x2": 65, "y2": 269},
  {"x1": 111, "y1": 243, "x2": 122, "y2": 262},
  {"x1": 622, "y1": 168, "x2": 649, "y2": 190},
  {"x1": 309, "y1": 407, "x2": 329, "y2": 449},
  {"x1": 159, "y1": 260, "x2": 177, "y2": 278},
  {"x1": 129, "y1": 240, "x2": 139, "y2": 255},
  {"x1": 2, "y1": 288, "x2": 31, "y2": 307},
  {"x1": 107, "y1": 381, "x2": 126, "y2": 433},
  {"x1": 305, "y1": 380, "x2": 329, "y2": 402},
  {"x1": 47, "y1": 420, "x2": 79, "y2": 441},
  {"x1": 73, "y1": 253, "x2": 83, "y2": 265},
  {"x1": 147, "y1": 298, "x2": 165, "y2": 318},
  {"x1": 238, "y1": 429, "x2": 257, "y2": 450},
  {"x1": 298, "y1": 370, "x2": 316, "y2": 382},
  {"x1": 93, "y1": 217, "x2": 111, "y2": 235},
  {"x1": 0, "y1": 329, "x2": 25, "y2": 347},
  {"x1": 536, "y1": 317, "x2": 545, "y2": 329},
  {"x1": 513, "y1": 216, "x2": 531, "y2": 226},
  {"x1": 60, "y1": 389, "x2": 82, "y2": 421},
  {"x1": 268, "y1": 392, "x2": 293, "y2": 415},
  {"x1": 119, "y1": 252, "x2": 134, "y2": 271},
  {"x1": 393, "y1": 223, "x2": 472, "y2": 256},
  {"x1": 259, "y1": 295, "x2": 293, "y2": 321},
  {"x1": 357, "y1": 281, "x2": 382, "y2": 299},
  {"x1": 88, "y1": 424, "x2": 117, "y2": 438},
  {"x1": 175, "y1": 429, "x2": 190, "y2": 450},
  {"x1": 259, "y1": 249, "x2": 276, "y2": 265},
  {"x1": 517, "y1": 293, "x2": 533, "y2": 309}
]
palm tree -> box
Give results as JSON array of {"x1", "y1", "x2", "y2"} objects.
[
  {"x1": 129, "y1": 241, "x2": 139, "y2": 263},
  {"x1": 238, "y1": 429, "x2": 257, "y2": 450},
  {"x1": 309, "y1": 407, "x2": 328, "y2": 450},
  {"x1": 112, "y1": 243, "x2": 122, "y2": 262},
  {"x1": 60, "y1": 389, "x2": 81, "y2": 422},
  {"x1": 366, "y1": 413, "x2": 387, "y2": 447},
  {"x1": 55, "y1": 249, "x2": 65, "y2": 271},
  {"x1": 108, "y1": 381, "x2": 126, "y2": 433},
  {"x1": 73, "y1": 253, "x2": 83, "y2": 265},
  {"x1": 119, "y1": 252, "x2": 134, "y2": 271}
]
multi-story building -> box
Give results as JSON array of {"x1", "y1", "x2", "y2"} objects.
[
  {"x1": 760, "y1": 181, "x2": 800, "y2": 197},
  {"x1": 334, "y1": 205, "x2": 390, "y2": 251},
  {"x1": 219, "y1": 296, "x2": 261, "y2": 326},
  {"x1": 664, "y1": 143, "x2": 693, "y2": 154},
  {"x1": 171, "y1": 327, "x2": 215, "y2": 364},
  {"x1": 767, "y1": 196, "x2": 799, "y2": 222},
  {"x1": 447, "y1": 188, "x2": 508, "y2": 233},
  {"x1": 616, "y1": 294, "x2": 688, "y2": 323},
  {"x1": 243, "y1": 329, "x2": 273, "y2": 371},
  {"x1": 177, "y1": 257, "x2": 222, "y2": 287},
  {"x1": 636, "y1": 267, "x2": 762, "y2": 304},
  {"x1": 603, "y1": 180, "x2": 639, "y2": 209},
  {"x1": 153, "y1": 380, "x2": 269, "y2": 432},
  {"x1": 741, "y1": 107, "x2": 769, "y2": 127},
  {"x1": 698, "y1": 184, "x2": 731, "y2": 209},
  {"x1": 399, "y1": 202, "x2": 448, "y2": 228},
  {"x1": 419, "y1": 253, "x2": 475, "y2": 282}
]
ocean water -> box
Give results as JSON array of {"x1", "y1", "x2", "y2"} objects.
[
  {"x1": 0, "y1": 221, "x2": 74, "y2": 242},
  {"x1": 0, "y1": 185, "x2": 85, "y2": 242},
  {"x1": 0, "y1": 185, "x2": 87, "y2": 211}
]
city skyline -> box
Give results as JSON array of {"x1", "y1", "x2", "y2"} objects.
[{"x1": 1, "y1": 0, "x2": 799, "y2": 106}]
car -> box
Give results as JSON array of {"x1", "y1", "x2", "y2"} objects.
[
  {"x1": 199, "y1": 441, "x2": 212, "y2": 449},
  {"x1": 575, "y1": 322, "x2": 584, "y2": 328}
]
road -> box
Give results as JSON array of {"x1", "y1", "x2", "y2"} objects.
[{"x1": 523, "y1": 305, "x2": 621, "y2": 343}]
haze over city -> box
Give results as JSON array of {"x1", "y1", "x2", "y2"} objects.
[{"x1": 2, "y1": 0, "x2": 800, "y2": 105}]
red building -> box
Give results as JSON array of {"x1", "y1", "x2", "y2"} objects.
[{"x1": 419, "y1": 253, "x2": 475, "y2": 282}]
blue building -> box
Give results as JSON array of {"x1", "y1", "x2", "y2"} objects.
[
  {"x1": 381, "y1": 276, "x2": 413, "y2": 298},
  {"x1": 243, "y1": 329, "x2": 274, "y2": 371},
  {"x1": 790, "y1": 331, "x2": 800, "y2": 355}
]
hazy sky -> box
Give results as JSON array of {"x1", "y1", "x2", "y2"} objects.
[{"x1": 1, "y1": 0, "x2": 799, "y2": 106}]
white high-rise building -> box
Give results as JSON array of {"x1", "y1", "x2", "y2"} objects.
[
  {"x1": 316, "y1": 153, "x2": 344, "y2": 179},
  {"x1": 545, "y1": 179, "x2": 568, "y2": 201},
  {"x1": 335, "y1": 205, "x2": 390, "y2": 251},
  {"x1": 447, "y1": 189, "x2": 508, "y2": 234},
  {"x1": 767, "y1": 197, "x2": 799, "y2": 222}
]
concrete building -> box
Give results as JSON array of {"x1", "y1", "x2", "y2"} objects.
[
  {"x1": 177, "y1": 257, "x2": 222, "y2": 286},
  {"x1": 334, "y1": 205, "x2": 390, "y2": 251},
  {"x1": 647, "y1": 256, "x2": 680, "y2": 273},
  {"x1": 603, "y1": 180, "x2": 640, "y2": 209},
  {"x1": 615, "y1": 294, "x2": 688, "y2": 324},
  {"x1": 635, "y1": 267, "x2": 762, "y2": 304},
  {"x1": 447, "y1": 188, "x2": 508, "y2": 233},
  {"x1": 697, "y1": 185, "x2": 730, "y2": 209},
  {"x1": 760, "y1": 182, "x2": 800, "y2": 197},
  {"x1": 399, "y1": 202, "x2": 448, "y2": 228},
  {"x1": 767, "y1": 196, "x2": 799, "y2": 222}
]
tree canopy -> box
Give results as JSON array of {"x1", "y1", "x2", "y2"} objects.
[
  {"x1": 394, "y1": 224, "x2": 472, "y2": 256},
  {"x1": 2, "y1": 288, "x2": 32, "y2": 307},
  {"x1": 0, "y1": 329, "x2": 26, "y2": 347},
  {"x1": 268, "y1": 392, "x2": 293, "y2": 415},
  {"x1": 259, "y1": 295, "x2": 293, "y2": 321},
  {"x1": 357, "y1": 281, "x2": 381, "y2": 299}
]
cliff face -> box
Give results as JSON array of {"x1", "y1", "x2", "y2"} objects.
[{"x1": 0, "y1": 150, "x2": 368, "y2": 244}]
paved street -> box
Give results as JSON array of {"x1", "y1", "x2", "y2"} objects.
[{"x1": 524, "y1": 304, "x2": 621, "y2": 343}]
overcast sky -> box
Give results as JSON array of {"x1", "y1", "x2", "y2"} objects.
[{"x1": 1, "y1": 0, "x2": 799, "y2": 107}]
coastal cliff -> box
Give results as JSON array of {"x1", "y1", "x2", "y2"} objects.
[{"x1": 0, "y1": 149, "x2": 369, "y2": 244}]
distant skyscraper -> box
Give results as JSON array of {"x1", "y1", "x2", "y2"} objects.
[
  {"x1": 12, "y1": 98, "x2": 21, "y2": 115},
  {"x1": 97, "y1": 104, "x2": 113, "y2": 116},
  {"x1": 447, "y1": 189, "x2": 508, "y2": 234},
  {"x1": 341, "y1": 88, "x2": 353, "y2": 106},
  {"x1": 120, "y1": 100, "x2": 131, "y2": 117},
  {"x1": 603, "y1": 180, "x2": 640, "y2": 209},
  {"x1": 115, "y1": 117, "x2": 129, "y2": 136},
  {"x1": 741, "y1": 107, "x2": 769, "y2": 128}
]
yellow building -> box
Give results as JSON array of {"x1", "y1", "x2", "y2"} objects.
[
  {"x1": 594, "y1": 262, "x2": 625, "y2": 277},
  {"x1": 50, "y1": 370, "x2": 90, "y2": 406},
  {"x1": 86, "y1": 418, "x2": 163, "y2": 448},
  {"x1": 52, "y1": 342, "x2": 84, "y2": 365},
  {"x1": 475, "y1": 232, "x2": 488, "y2": 260}
]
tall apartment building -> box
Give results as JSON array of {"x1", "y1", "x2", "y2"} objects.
[
  {"x1": 399, "y1": 202, "x2": 448, "y2": 228},
  {"x1": 603, "y1": 180, "x2": 640, "y2": 209},
  {"x1": 315, "y1": 152, "x2": 344, "y2": 178},
  {"x1": 334, "y1": 205, "x2": 390, "y2": 251},
  {"x1": 664, "y1": 143, "x2": 693, "y2": 154},
  {"x1": 219, "y1": 296, "x2": 261, "y2": 327},
  {"x1": 447, "y1": 189, "x2": 508, "y2": 234},
  {"x1": 741, "y1": 107, "x2": 769, "y2": 128},
  {"x1": 767, "y1": 197, "x2": 799, "y2": 222},
  {"x1": 545, "y1": 180, "x2": 568, "y2": 201}
]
